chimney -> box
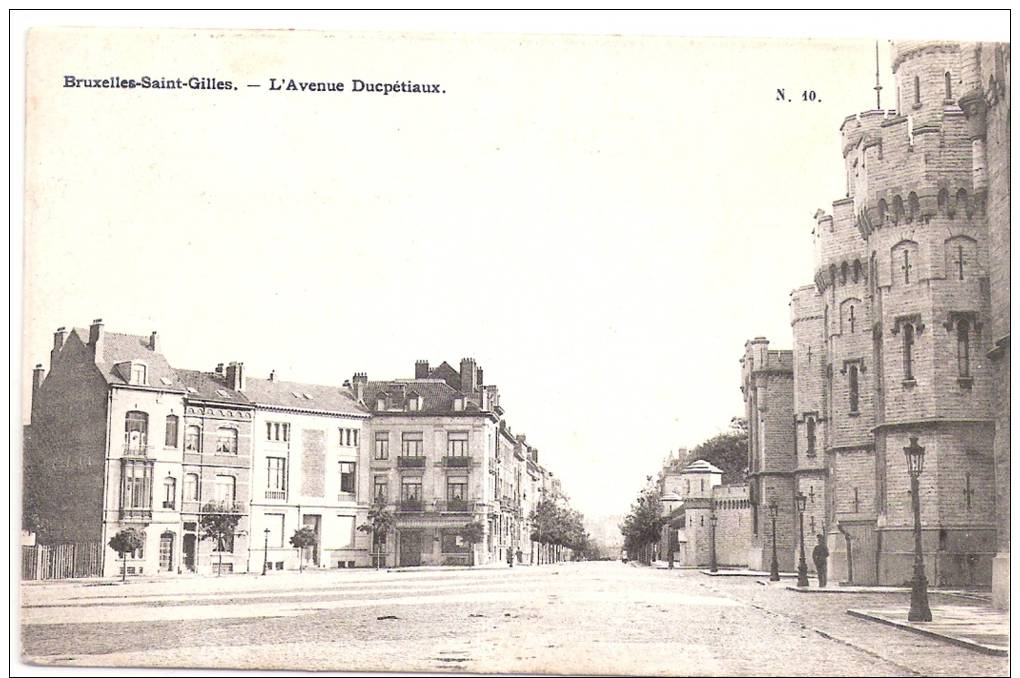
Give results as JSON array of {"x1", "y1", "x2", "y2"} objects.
[
  {"x1": 225, "y1": 361, "x2": 245, "y2": 391},
  {"x1": 50, "y1": 327, "x2": 68, "y2": 365},
  {"x1": 32, "y1": 364, "x2": 45, "y2": 395},
  {"x1": 215, "y1": 363, "x2": 224, "y2": 376},
  {"x1": 531, "y1": 448, "x2": 539, "y2": 463},
  {"x1": 88, "y1": 319, "x2": 105, "y2": 360},
  {"x1": 477, "y1": 367, "x2": 484, "y2": 386},
  {"x1": 149, "y1": 331, "x2": 159, "y2": 352},
  {"x1": 352, "y1": 372, "x2": 368, "y2": 403},
  {"x1": 415, "y1": 360, "x2": 430, "y2": 379},
  {"x1": 460, "y1": 357, "x2": 477, "y2": 393}
]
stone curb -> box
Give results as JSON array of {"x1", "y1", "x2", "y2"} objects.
[{"x1": 846, "y1": 609, "x2": 1009, "y2": 657}]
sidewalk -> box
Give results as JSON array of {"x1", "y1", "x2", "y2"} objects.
[
  {"x1": 784, "y1": 584, "x2": 993, "y2": 602},
  {"x1": 702, "y1": 568, "x2": 815, "y2": 579},
  {"x1": 847, "y1": 605, "x2": 1009, "y2": 656}
]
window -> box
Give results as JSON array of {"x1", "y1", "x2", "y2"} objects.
[
  {"x1": 374, "y1": 432, "x2": 389, "y2": 460},
  {"x1": 806, "y1": 418, "x2": 816, "y2": 456},
  {"x1": 903, "y1": 324, "x2": 915, "y2": 381},
  {"x1": 215, "y1": 475, "x2": 236, "y2": 504},
  {"x1": 957, "y1": 319, "x2": 971, "y2": 378},
  {"x1": 216, "y1": 427, "x2": 238, "y2": 454},
  {"x1": 447, "y1": 431, "x2": 469, "y2": 457},
  {"x1": 407, "y1": 396, "x2": 420, "y2": 412},
  {"x1": 185, "y1": 425, "x2": 202, "y2": 452},
  {"x1": 353, "y1": 429, "x2": 359, "y2": 447},
  {"x1": 165, "y1": 415, "x2": 179, "y2": 448},
  {"x1": 849, "y1": 365, "x2": 860, "y2": 413},
  {"x1": 130, "y1": 363, "x2": 147, "y2": 385},
  {"x1": 373, "y1": 475, "x2": 388, "y2": 501},
  {"x1": 453, "y1": 396, "x2": 464, "y2": 412},
  {"x1": 183, "y1": 473, "x2": 199, "y2": 501},
  {"x1": 266, "y1": 422, "x2": 290, "y2": 442},
  {"x1": 162, "y1": 476, "x2": 176, "y2": 509},
  {"x1": 124, "y1": 411, "x2": 149, "y2": 452},
  {"x1": 441, "y1": 529, "x2": 470, "y2": 554},
  {"x1": 339, "y1": 462, "x2": 356, "y2": 494},
  {"x1": 340, "y1": 428, "x2": 357, "y2": 446},
  {"x1": 401, "y1": 431, "x2": 424, "y2": 457},
  {"x1": 266, "y1": 457, "x2": 287, "y2": 495},
  {"x1": 336, "y1": 515, "x2": 356, "y2": 549},
  {"x1": 121, "y1": 459, "x2": 153, "y2": 510},
  {"x1": 448, "y1": 478, "x2": 468, "y2": 501},
  {"x1": 945, "y1": 71, "x2": 952, "y2": 99},
  {"x1": 401, "y1": 477, "x2": 422, "y2": 503},
  {"x1": 914, "y1": 75, "x2": 921, "y2": 105}
]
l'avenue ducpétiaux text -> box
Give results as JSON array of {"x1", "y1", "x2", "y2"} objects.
[{"x1": 62, "y1": 76, "x2": 447, "y2": 95}]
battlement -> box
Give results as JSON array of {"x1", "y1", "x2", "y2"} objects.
[
  {"x1": 813, "y1": 198, "x2": 866, "y2": 291},
  {"x1": 790, "y1": 284, "x2": 823, "y2": 325},
  {"x1": 742, "y1": 337, "x2": 794, "y2": 375}
]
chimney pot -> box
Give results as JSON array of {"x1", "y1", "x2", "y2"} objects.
[
  {"x1": 225, "y1": 361, "x2": 245, "y2": 391},
  {"x1": 460, "y1": 357, "x2": 478, "y2": 393},
  {"x1": 414, "y1": 360, "x2": 430, "y2": 379},
  {"x1": 88, "y1": 319, "x2": 105, "y2": 361},
  {"x1": 149, "y1": 331, "x2": 159, "y2": 351},
  {"x1": 32, "y1": 364, "x2": 46, "y2": 393}
]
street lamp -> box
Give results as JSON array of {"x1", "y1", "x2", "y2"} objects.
[
  {"x1": 904, "y1": 436, "x2": 932, "y2": 622},
  {"x1": 767, "y1": 500, "x2": 780, "y2": 582},
  {"x1": 262, "y1": 528, "x2": 270, "y2": 576},
  {"x1": 709, "y1": 512, "x2": 718, "y2": 573},
  {"x1": 796, "y1": 492, "x2": 809, "y2": 587}
]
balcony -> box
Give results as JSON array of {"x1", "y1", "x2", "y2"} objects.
[
  {"x1": 398, "y1": 499, "x2": 424, "y2": 512},
  {"x1": 122, "y1": 442, "x2": 153, "y2": 457},
  {"x1": 444, "y1": 456, "x2": 471, "y2": 468},
  {"x1": 437, "y1": 499, "x2": 472, "y2": 514},
  {"x1": 264, "y1": 489, "x2": 287, "y2": 501},
  {"x1": 397, "y1": 456, "x2": 426, "y2": 469},
  {"x1": 119, "y1": 507, "x2": 152, "y2": 522}
]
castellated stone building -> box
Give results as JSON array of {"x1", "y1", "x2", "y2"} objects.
[{"x1": 746, "y1": 41, "x2": 1009, "y2": 605}]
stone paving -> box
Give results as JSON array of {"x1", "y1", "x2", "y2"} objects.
[
  {"x1": 847, "y1": 605, "x2": 1009, "y2": 656},
  {"x1": 17, "y1": 562, "x2": 1009, "y2": 675}
]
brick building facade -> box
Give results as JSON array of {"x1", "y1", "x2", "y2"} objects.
[{"x1": 743, "y1": 41, "x2": 1009, "y2": 598}]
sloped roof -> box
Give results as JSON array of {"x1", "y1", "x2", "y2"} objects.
[
  {"x1": 244, "y1": 377, "x2": 368, "y2": 416},
  {"x1": 428, "y1": 361, "x2": 461, "y2": 389},
  {"x1": 73, "y1": 328, "x2": 181, "y2": 389},
  {"x1": 174, "y1": 369, "x2": 251, "y2": 406},
  {"x1": 682, "y1": 459, "x2": 725, "y2": 475},
  {"x1": 363, "y1": 378, "x2": 466, "y2": 414}
]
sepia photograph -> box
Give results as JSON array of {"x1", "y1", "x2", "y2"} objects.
[{"x1": 10, "y1": 10, "x2": 1011, "y2": 676}]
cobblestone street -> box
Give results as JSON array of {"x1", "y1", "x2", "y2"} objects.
[{"x1": 20, "y1": 562, "x2": 1008, "y2": 675}]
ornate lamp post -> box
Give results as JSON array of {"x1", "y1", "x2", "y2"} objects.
[
  {"x1": 262, "y1": 528, "x2": 270, "y2": 576},
  {"x1": 904, "y1": 436, "x2": 932, "y2": 622},
  {"x1": 768, "y1": 500, "x2": 780, "y2": 582},
  {"x1": 796, "y1": 492, "x2": 809, "y2": 587},
  {"x1": 709, "y1": 512, "x2": 718, "y2": 573}
]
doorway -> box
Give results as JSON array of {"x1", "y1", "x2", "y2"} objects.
[
  {"x1": 399, "y1": 530, "x2": 422, "y2": 567},
  {"x1": 159, "y1": 531, "x2": 175, "y2": 572},
  {"x1": 302, "y1": 514, "x2": 321, "y2": 566},
  {"x1": 182, "y1": 533, "x2": 196, "y2": 572}
]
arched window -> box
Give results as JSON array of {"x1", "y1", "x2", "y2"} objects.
[
  {"x1": 938, "y1": 188, "x2": 949, "y2": 214},
  {"x1": 183, "y1": 473, "x2": 199, "y2": 501},
  {"x1": 903, "y1": 324, "x2": 915, "y2": 381},
  {"x1": 185, "y1": 425, "x2": 202, "y2": 452},
  {"x1": 893, "y1": 195, "x2": 905, "y2": 223},
  {"x1": 829, "y1": 264, "x2": 837, "y2": 288},
  {"x1": 216, "y1": 427, "x2": 238, "y2": 454},
  {"x1": 849, "y1": 365, "x2": 860, "y2": 413},
  {"x1": 853, "y1": 260, "x2": 862, "y2": 283},
  {"x1": 806, "y1": 418, "x2": 816, "y2": 456},
  {"x1": 878, "y1": 199, "x2": 888, "y2": 225},
  {"x1": 914, "y1": 75, "x2": 921, "y2": 105},
  {"x1": 125, "y1": 411, "x2": 148, "y2": 452},
  {"x1": 908, "y1": 192, "x2": 920, "y2": 222},
  {"x1": 945, "y1": 71, "x2": 952, "y2": 99},
  {"x1": 957, "y1": 188, "x2": 970, "y2": 217},
  {"x1": 164, "y1": 415, "x2": 179, "y2": 448},
  {"x1": 957, "y1": 319, "x2": 971, "y2": 378},
  {"x1": 841, "y1": 262, "x2": 849, "y2": 285}
]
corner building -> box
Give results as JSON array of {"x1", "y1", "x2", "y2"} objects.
[{"x1": 785, "y1": 41, "x2": 1008, "y2": 591}]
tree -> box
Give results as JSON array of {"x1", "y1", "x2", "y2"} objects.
[
  {"x1": 688, "y1": 417, "x2": 749, "y2": 484},
  {"x1": 459, "y1": 521, "x2": 486, "y2": 565},
  {"x1": 289, "y1": 526, "x2": 317, "y2": 572},
  {"x1": 108, "y1": 527, "x2": 145, "y2": 583},
  {"x1": 619, "y1": 479, "x2": 666, "y2": 565},
  {"x1": 357, "y1": 498, "x2": 396, "y2": 569},
  {"x1": 198, "y1": 501, "x2": 243, "y2": 577}
]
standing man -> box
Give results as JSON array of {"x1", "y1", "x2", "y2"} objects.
[{"x1": 812, "y1": 534, "x2": 829, "y2": 588}]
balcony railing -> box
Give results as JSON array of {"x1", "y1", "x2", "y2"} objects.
[
  {"x1": 444, "y1": 456, "x2": 471, "y2": 468},
  {"x1": 437, "y1": 499, "x2": 473, "y2": 513},
  {"x1": 122, "y1": 442, "x2": 153, "y2": 457},
  {"x1": 119, "y1": 507, "x2": 152, "y2": 522},
  {"x1": 397, "y1": 456, "x2": 426, "y2": 468},
  {"x1": 265, "y1": 489, "x2": 287, "y2": 500},
  {"x1": 398, "y1": 499, "x2": 424, "y2": 512}
]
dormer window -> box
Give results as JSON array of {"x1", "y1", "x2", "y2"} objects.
[
  {"x1": 376, "y1": 395, "x2": 387, "y2": 411},
  {"x1": 407, "y1": 393, "x2": 422, "y2": 412},
  {"x1": 130, "y1": 363, "x2": 147, "y2": 385},
  {"x1": 453, "y1": 396, "x2": 465, "y2": 412}
]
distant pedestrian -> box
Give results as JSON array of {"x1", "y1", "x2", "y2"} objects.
[
  {"x1": 812, "y1": 534, "x2": 829, "y2": 587},
  {"x1": 507, "y1": 548, "x2": 514, "y2": 568}
]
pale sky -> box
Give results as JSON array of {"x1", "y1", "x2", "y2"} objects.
[{"x1": 14, "y1": 26, "x2": 931, "y2": 519}]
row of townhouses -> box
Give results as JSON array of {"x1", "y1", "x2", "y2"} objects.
[
  {"x1": 23, "y1": 322, "x2": 565, "y2": 577},
  {"x1": 657, "y1": 41, "x2": 1010, "y2": 610}
]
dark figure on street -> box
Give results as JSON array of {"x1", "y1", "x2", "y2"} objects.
[
  {"x1": 507, "y1": 548, "x2": 514, "y2": 568},
  {"x1": 812, "y1": 534, "x2": 829, "y2": 588}
]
